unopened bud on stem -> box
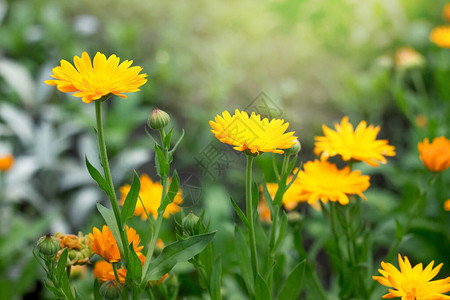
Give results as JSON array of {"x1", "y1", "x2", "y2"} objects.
[{"x1": 148, "y1": 109, "x2": 170, "y2": 130}]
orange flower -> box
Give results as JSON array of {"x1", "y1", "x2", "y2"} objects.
[
  {"x1": 0, "y1": 154, "x2": 14, "y2": 172},
  {"x1": 89, "y1": 225, "x2": 143, "y2": 263},
  {"x1": 418, "y1": 137, "x2": 450, "y2": 172},
  {"x1": 296, "y1": 160, "x2": 370, "y2": 205},
  {"x1": 120, "y1": 174, "x2": 182, "y2": 219},
  {"x1": 430, "y1": 26, "x2": 450, "y2": 48},
  {"x1": 93, "y1": 260, "x2": 126, "y2": 283},
  {"x1": 314, "y1": 117, "x2": 395, "y2": 167},
  {"x1": 444, "y1": 200, "x2": 450, "y2": 211},
  {"x1": 45, "y1": 52, "x2": 147, "y2": 103}
]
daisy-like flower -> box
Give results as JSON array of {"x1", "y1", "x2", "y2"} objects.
[
  {"x1": 0, "y1": 154, "x2": 14, "y2": 172},
  {"x1": 89, "y1": 225, "x2": 144, "y2": 263},
  {"x1": 430, "y1": 26, "x2": 450, "y2": 48},
  {"x1": 209, "y1": 109, "x2": 297, "y2": 155},
  {"x1": 314, "y1": 116, "x2": 396, "y2": 167},
  {"x1": 373, "y1": 254, "x2": 450, "y2": 299},
  {"x1": 296, "y1": 160, "x2": 370, "y2": 205},
  {"x1": 418, "y1": 137, "x2": 450, "y2": 172},
  {"x1": 45, "y1": 52, "x2": 147, "y2": 103},
  {"x1": 119, "y1": 174, "x2": 182, "y2": 220}
]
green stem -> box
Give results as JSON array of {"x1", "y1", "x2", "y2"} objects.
[
  {"x1": 146, "y1": 288, "x2": 155, "y2": 300},
  {"x1": 246, "y1": 155, "x2": 259, "y2": 277},
  {"x1": 95, "y1": 101, "x2": 130, "y2": 261},
  {"x1": 112, "y1": 263, "x2": 121, "y2": 283}
]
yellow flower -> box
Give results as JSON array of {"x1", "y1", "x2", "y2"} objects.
[
  {"x1": 209, "y1": 109, "x2": 297, "y2": 155},
  {"x1": 89, "y1": 225, "x2": 143, "y2": 263},
  {"x1": 418, "y1": 137, "x2": 450, "y2": 172},
  {"x1": 444, "y1": 200, "x2": 450, "y2": 211},
  {"x1": 430, "y1": 26, "x2": 450, "y2": 48},
  {"x1": 373, "y1": 254, "x2": 450, "y2": 299},
  {"x1": 0, "y1": 154, "x2": 14, "y2": 172},
  {"x1": 314, "y1": 116, "x2": 396, "y2": 167},
  {"x1": 296, "y1": 160, "x2": 370, "y2": 205},
  {"x1": 45, "y1": 52, "x2": 147, "y2": 103},
  {"x1": 119, "y1": 174, "x2": 182, "y2": 219}
]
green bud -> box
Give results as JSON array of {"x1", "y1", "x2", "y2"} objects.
[
  {"x1": 148, "y1": 108, "x2": 170, "y2": 130},
  {"x1": 284, "y1": 139, "x2": 301, "y2": 156},
  {"x1": 182, "y1": 212, "x2": 199, "y2": 236},
  {"x1": 37, "y1": 234, "x2": 60, "y2": 258},
  {"x1": 100, "y1": 280, "x2": 122, "y2": 300}
]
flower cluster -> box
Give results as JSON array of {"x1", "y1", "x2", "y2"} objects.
[{"x1": 54, "y1": 232, "x2": 93, "y2": 266}]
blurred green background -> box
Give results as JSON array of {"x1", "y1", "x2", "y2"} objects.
[{"x1": 0, "y1": 0, "x2": 449, "y2": 299}]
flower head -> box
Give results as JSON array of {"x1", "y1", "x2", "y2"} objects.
[
  {"x1": 0, "y1": 154, "x2": 14, "y2": 172},
  {"x1": 209, "y1": 109, "x2": 297, "y2": 155},
  {"x1": 314, "y1": 116, "x2": 395, "y2": 167},
  {"x1": 89, "y1": 225, "x2": 143, "y2": 263},
  {"x1": 93, "y1": 260, "x2": 127, "y2": 283},
  {"x1": 373, "y1": 254, "x2": 450, "y2": 299},
  {"x1": 45, "y1": 52, "x2": 147, "y2": 103},
  {"x1": 55, "y1": 232, "x2": 93, "y2": 266},
  {"x1": 430, "y1": 26, "x2": 450, "y2": 48},
  {"x1": 120, "y1": 174, "x2": 182, "y2": 220},
  {"x1": 296, "y1": 160, "x2": 370, "y2": 205},
  {"x1": 418, "y1": 137, "x2": 450, "y2": 172}
]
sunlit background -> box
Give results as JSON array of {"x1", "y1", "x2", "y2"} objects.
[{"x1": 0, "y1": 0, "x2": 449, "y2": 298}]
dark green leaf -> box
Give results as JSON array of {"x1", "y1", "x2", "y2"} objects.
[
  {"x1": 125, "y1": 243, "x2": 142, "y2": 285},
  {"x1": 255, "y1": 274, "x2": 271, "y2": 300},
  {"x1": 160, "y1": 170, "x2": 180, "y2": 212},
  {"x1": 93, "y1": 278, "x2": 101, "y2": 300},
  {"x1": 155, "y1": 145, "x2": 169, "y2": 178},
  {"x1": 234, "y1": 226, "x2": 254, "y2": 295},
  {"x1": 144, "y1": 232, "x2": 216, "y2": 281},
  {"x1": 85, "y1": 156, "x2": 111, "y2": 198},
  {"x1": 96, "y1": 203, "x2": 124, "y2": 257},
  {"x1": 273, "y1": 174, "x2": 287, "y2": 207},
  {"x1": 230, "y1": 197, "x2": 249, "y2": 228},
  {"x1": 121, "y1": 171, "x2": 141, "y2": 226},
  {"x1": 164, "y1": 128, "x2": 173, "y2": 149},
  {"x1": 59, "y1": 269, "x2": 75, "y2": 300},
  {"x1": 44, "y1": 281, "x2": 64, "y2": 298},
  {"x1": 56, "y1": 248, "x2": 68, "y2": 284},
  {"x1": 278, "y1": 260, "x2": 306, "y2": 300}
]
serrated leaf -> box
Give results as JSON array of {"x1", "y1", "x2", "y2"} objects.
[
  {"x1": 234, "y1": 226, "x2": 254, "y2": 295},
  {"x1": 96, "y1": 203, "x2": 124, "y2": 257},
  {"x1": 125, "y1": 243, "x2": 142, "y2": 285},
  {"x1": 255, "y1": 274, "x2": 271, "y2": 300},
  {"x1": 85, "y1": 156, "x2": 112, "y2": 198},
  {"x1": 121, "y1": 171, "x2": 141, "y2": 226},
  {"x1": 230, "y1": 197, "x2": 249, "y2": 228},
  {"x1": 278, "y1": 260, "x2": 306, "y2": 300},
  {"x1": 143, "y1": 232, "x2": 216, "y2": 281}
]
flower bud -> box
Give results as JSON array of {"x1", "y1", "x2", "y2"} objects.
[
  {"x1": 100, "y1": 280, "x2": 122, "y2": 300},
  {"x1": 284, "y1": 139, "x2": 301, "y2": 156},
  {"x1": 148, "y1": 109, "x2": 170, "y2": 130},
  {"x1": 182, "y1": 212, "x2": 199, "y2": 236},
  {"x1": 37, "y1": 234, "x2": 60, "y2": 258}
]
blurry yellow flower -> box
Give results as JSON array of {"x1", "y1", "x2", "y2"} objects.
[
  {"x1": 418, "y1": 137, "x2": 450, "y2": 172},
  {"x1": 430, "y1": 26, "x2": 450, "y2": 48},
  {"x1": 296, "y1": 160, "x2": 370, "y2": 205},
  {"x1": 120, "y1": 174, "x2": 182, "y2": 219},
  {"x1": 444, "y1": 3, "x2": 450, "y2": 22},
  {"x1": 373, "y1": 254, "x2": 450, "y2": 299},
  {"x1": 415, "y1": 114, "x2": 427, "y2": 128},
  {"x1": 314, "y1": 116, "x2": 396, "y2": 167},
  {"x1": 444, "y1": 200, "x2": 450, "y2": 211},
  {"x1": 89, "y1": 225, "x2": 143, "y2": 263},
  {"x1": 45, "y1": 52, "x2": 147, "y2": 103},
  {"x1": 209, "y1": 109, "x2": 297, "y2": 155},
  {"x1": 0, "y1": 154, "x2": 14, "y2": 172},
  {"x1": 257, "y1": 199, "x2": 271, "y2": 222},
  {"x1": 394, "y1": 47, "x2": 425, "y2": 70}
]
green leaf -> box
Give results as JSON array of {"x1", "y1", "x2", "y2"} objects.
[
  {"x1": 59, "y1": 269, "x2": 75, "y2": 300},
  {"x1": 121, "y1": 171, "x2": 141, "y2": 226},
  {"x1": 85, "y1": 156, "x2": 112, "y2": 198},
  {"x1": 125, "y1": 243, "x2": 142, "y2": 285},
  {"x1": 261, "y1": 180, "x2": 275, "y2": 218},
  {"x1": 234, "y1": 226, "x2": 254, "y2": 295},
  {"x1": 96, "y1": 203, "x2": 124, "y2": 257},
  {"x1": 211, "y1": 256, "x2": 222, "y2": 300},
  {"x1": 255, "y1": 274, "x2": 271, "y2": 300},
  {"x1": 164, "y1": 128, "x2": 173, "y2": 149},
  {"x1": 273, "y1": 173, "x2": 287, "y2": 207},
  {"x1": 278, "y1": 260, "x2": 306, "y2": 300},
  {"x1": 160, "y1": 170, "x2": 180, "y2": 212},
  {"x1": 44, "y1": 281, "x2": 64, "y2": 298},
  {"x1": 273, "y1": 212, "x2": 288, "y2": 254},
  {"x1": 230, "y1": 197, "x2": 249, "y2": 228},
  {"x1": 168, "y1": 129, "x2": 185, "y2": 155},
  {"x1": 144, "y1": 232, "x2": 216, "y2": 281},
  {"x1": 93, "y1": 278, "x2": 101, "y2": 300},
  {"x1": 56, "y1": 248, "x2": 68, "y2": 284},
  {"x1": 154, "y1": 145, "x2": 169, "y2": 178}
]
